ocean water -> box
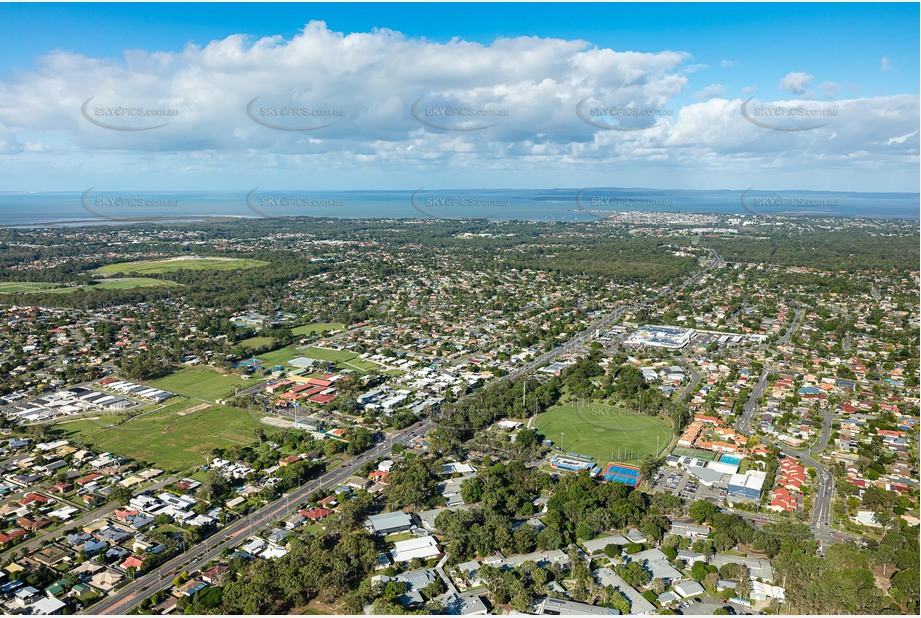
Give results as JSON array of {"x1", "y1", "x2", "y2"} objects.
[{"x1": 0, "y1": 188, "x2": 917, "y2": 226}]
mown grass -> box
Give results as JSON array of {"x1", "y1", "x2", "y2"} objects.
[{"x1": 534, "y1": 401, "x2": 673, "y2": 464}]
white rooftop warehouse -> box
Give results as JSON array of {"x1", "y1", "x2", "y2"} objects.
[{"x1": 390, "y1": 536, "x2": 441, "y2": 562}]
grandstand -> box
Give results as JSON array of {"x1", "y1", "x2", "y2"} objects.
[{"x1": 549, "y1": 455, "x2": 596, "y2": 472}]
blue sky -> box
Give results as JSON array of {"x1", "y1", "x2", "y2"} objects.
[{"x1": 0, "y1": 2, "x2": 917, "y2": 192}]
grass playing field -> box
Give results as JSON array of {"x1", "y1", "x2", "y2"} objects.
[
  {"x1": 535, "y1": 401, "x2": 673, "y2": 464},
  {"x1": 89, "y1": 277, "x2": 179, "y2": 290},
  {"x1": 254, "y1": 346, "x2": 307, "y2": 367},
  {"x1": 50, "y1": 277, "x2": 181, "y2": 293},
  {"x1": 0, "y1": 282, "x2": 66, "y2": 293},
  {"x1": 146, "y1": 366, "x2": 254, "y2": 401},
  {"x1": 297, "y1": 346, "x2": 356, "y2": 362},
  {"x1": 94, "y1": 256, "x2": 268, "y2": 275},
  {"x1": 255, "y1": 345, "x2": 384, "y2": 374},
  {"x1": 238, "y1": 336, "x2": 276, "y2": 349},
  {"x1": 305, "y1": 347, "x2": 391, "y2": 372},
  {"x1": 292, "y1": 322, "x2": 345, "y2": 336},
  {"x1": 57, "y1": 400, "x2": 272, "y2": 471},
  {"x1": 1, "y1": 278, "x2": 179, "y2": 294}
]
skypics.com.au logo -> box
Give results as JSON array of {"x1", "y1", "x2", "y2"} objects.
[
  {"x1": 246, "y1": 188, "x2": 346, "y2": 218},
  {"x1": 410, "y1": 189, "x2": 511, "y2": 220},
  {"x1": 576, "y1": 189, "x2": 675, "y2": 219},
  {"x1": 246, "y1": 94, "x2": 345, "y2": 131},
  {"x1": 81, "y1": 188, "x2": 181, "y2": 222},
  {"x1": 81, "y1": 97, "x2": 179, "y2": 131},
  {"x1": 576, "y1": 97, "x2": 673, "y2": 131},
  {"x1": 740, "y1": 188, "x2": 840, "y2": 218},
  {"x1": 740, "y1": 99, "x2": 837, "y2": 132},
  {"x1": 411, "y1": 94, "x2": 510, "y2": 131}
]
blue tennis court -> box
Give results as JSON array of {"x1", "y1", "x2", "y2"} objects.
[
  {"x1": 602, "y1": 463, "x2": 641, "y2": 486},
  {"x1": 607, "y1": 464, "x2": 640, "y2": 475}
]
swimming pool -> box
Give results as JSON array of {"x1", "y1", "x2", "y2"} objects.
[{"x1": 719, "y1": 455, "x2": 742, "y2": 465}]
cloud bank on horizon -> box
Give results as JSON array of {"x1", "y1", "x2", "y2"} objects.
[{"x1": 0, "y1": 21, "x2": 917, "y2": 192}]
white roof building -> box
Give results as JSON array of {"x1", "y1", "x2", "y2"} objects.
[
  {"x1": 751, "y1": 581, "x2": 785, "y2": 602},
  {"x1": 259, "y1": 546, "x2": 288, "y2": 560},
  {"x1": 365, "y1": 511, "x2": 415, "y2": 535},
  {"x1": 710, "y1": 554, "x2": 774, "y2": 581},
  {"x1": 31, "y1": 596, "x2": 67, "y2": 615},
  {"x1": 443, "y1": 462, "x2": 477, "y2": 475},
  {"x1": 627, "y1": 549, "x2": 682, "y2": 582},
  {"x1": 390, "y1": 536, "x2": 442, "y2": 563},
  {"x1": 657, "y1": 591, "x2": 681, "y2": 606},
  {"x1": 674, "y1": 580, "x2": 705, "y2": 598},
  {"x1": 853, "y1": 510, "x2": 883, "y2": 527}
]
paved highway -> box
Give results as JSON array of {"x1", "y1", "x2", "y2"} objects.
[
  {"x1": 767, "y1": 432, "x2": 852, "y2": 547},
  {"x1": 783, "y1": 411, "x2": 838, "y2": 535},
  {"x1": 735, "y1": 306, "x2": 804, "y2": 436},
  {"x1": 735, "y1": 368, "x2": 770, "y2": 436},
  {"x1": 778, "y1": 307, "x2": 804, "y2": 346}
]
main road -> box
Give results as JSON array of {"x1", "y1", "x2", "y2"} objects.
[
  {"x1": 766, "y1": 420, "x2": 852, "y2": 547},
  {"x1": 735, "y1": 306, "x2": 804, "y2": 436},
  {"x1": 735, "y1": 369, "x2": 770, "y2": 436},
  {"x1": 732, "y1": 365, "x2": 841, "y2": 543},
  {"x1": 83, "y1": 419, "x2": 433, "y2": 615}
]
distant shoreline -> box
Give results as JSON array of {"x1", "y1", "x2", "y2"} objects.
[{"x1": 0, "y1": 188, "x2": 917, "y2": 226}]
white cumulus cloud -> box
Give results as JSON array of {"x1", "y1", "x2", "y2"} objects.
[
  {"x1": 0, "y1": 23, "x2": 916, "y2": 192},
  {"x1": 779, "y1": 71, "x2": 814, "y2": 94}
]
